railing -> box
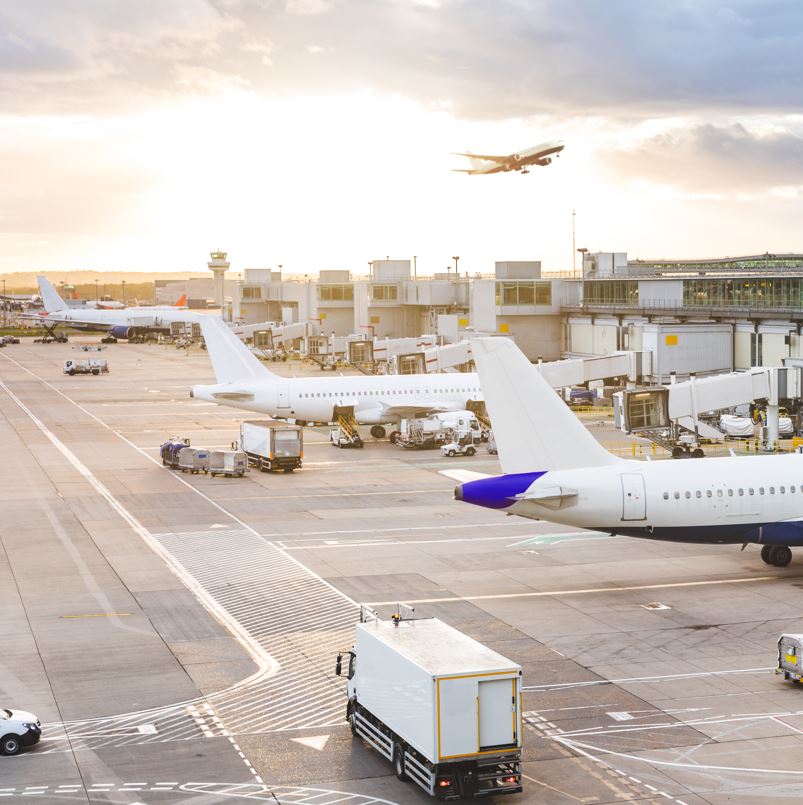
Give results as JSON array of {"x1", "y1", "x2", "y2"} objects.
[{"x1": 562, "y1": 298, "x2": 803, "y2": 314}]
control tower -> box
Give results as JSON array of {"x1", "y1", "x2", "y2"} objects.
[{"x1": 208, "y1": 250, "x2": 230, "y2": 311}]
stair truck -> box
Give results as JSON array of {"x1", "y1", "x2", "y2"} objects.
[
  {"x1": 239, "y1": 420, "x2": 303, "y2": 472},
  {"x1": 336, "y1": 607, "x2": 523, "y2": 800}
]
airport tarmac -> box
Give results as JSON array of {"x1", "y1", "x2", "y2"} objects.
[{"x1": 3, "y1": 337, "x2": 803, "y2": 804}]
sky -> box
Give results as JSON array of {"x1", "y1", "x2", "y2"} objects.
[{"x1": 2, "y1": 0, "x2": 803, "y2": 275}]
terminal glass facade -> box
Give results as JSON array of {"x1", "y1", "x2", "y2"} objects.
[
  {"x1": 496, "y1": 281, "x2": 552, "y2": 306},
  {"x1": 683, "y1": 278, "x2": 803, "y2": 308},
  {"x1": 371, "y1": 284, "x2": 398, "y2": 301},
  {"x1": 242, "y1": 286, "x2": 262, "y2": 299},
  {"x1": 582, "y1": 280, "x2": 639, "y2": 306},
  {"x1": 318, "y1": 284, "x2": 354, "y2": 301}
]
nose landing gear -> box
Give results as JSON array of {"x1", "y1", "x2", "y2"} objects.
[{"x1": 761, "y1": 545, "x2": 792, "y2": 567}]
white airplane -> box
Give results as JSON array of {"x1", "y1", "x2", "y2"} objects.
[
  {"x1": 192, "y1": 316, "x2": 485, "y2": 439},
  {"x1": 452, "y1": 140, "x2": 565, "y2": 175},
  {"x1": 34, "y1": 276, "x2": 199, "y2": 340},
  {"x1": 83, "y1": 294, "x2": 188, "y2": 310},
  {"x1": 448, "y1": 337, "x2": 803, "y2": 568}
]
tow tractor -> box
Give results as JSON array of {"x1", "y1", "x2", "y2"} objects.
[{"x1": 440, "y1": 434, "x2": 476, "y2": 457}]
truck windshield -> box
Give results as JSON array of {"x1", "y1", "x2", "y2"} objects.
[
  {"x1": 348, "y1": 653, "x2": 356, "y2": 680},
  {"x1": 1, "y1": 709, "x2": 10, "y2": 719}
]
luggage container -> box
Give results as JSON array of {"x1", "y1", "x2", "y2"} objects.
[
  {"x1": 177, "y1": 447, "x2": 210, "y2": 474},
  {"x1": 209, "y1": 450, "x2": 247, "y2": 477},
  {"x1": 160, "y1": 438, "x2": 190, "y2": 469},
  {"x1": 336, "y1": 608, "x2": 522, "y2": 800},
  {"x1": 777, "y1": 633, "x2": 803, "y2": 683}
]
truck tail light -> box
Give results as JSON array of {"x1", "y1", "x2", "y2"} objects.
[
  {"x1": 503, "y1": 776, "x2": 518, "y2": 784},
  {"x1": 437, "y1": 778, "x2": 452, "y2": 788}
]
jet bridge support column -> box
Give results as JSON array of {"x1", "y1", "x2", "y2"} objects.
[{"x1": 766, "y1": 404, "x2": 780, "y2": 450}]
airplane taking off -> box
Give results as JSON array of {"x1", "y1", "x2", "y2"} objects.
[
  {"x1": 449, "y1": 337, "x2": 803, "y2": 567},
  {"x1": 192, "y1": 316, "x2": 485, "y2": 439},
  {"x1": 34, "y1": 276, "x2": 199, "y2": 340},
  {"x1": 452, "y1": 140, "x2": 565, "y2": 174}
]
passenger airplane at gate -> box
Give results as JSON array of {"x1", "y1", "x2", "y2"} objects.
[
  {"x1": 452, "y1": 140, "x2": 565, "y2": 174},
  {"x1": 34, "y1": 276, "x2": 199, "y2": 339},
  {"x1": 448, "y1": 337, "x2": 803, "y2": 568},
  {"x1": 192, "y1": 316, "x2": 484, "y2": 439}
]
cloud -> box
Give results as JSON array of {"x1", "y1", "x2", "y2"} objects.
[
  {"x1": 600, "y1": 123, "x2": 803, "y2": 192},
  {"x1": 2, "y1": 1, "x2": 803, "y2": 120}
]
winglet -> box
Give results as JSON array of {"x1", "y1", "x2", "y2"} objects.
[{"x1": 174, "y1": 293, "x2": 187, "y2": 307}]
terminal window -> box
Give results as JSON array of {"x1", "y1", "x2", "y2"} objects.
[
  {"x1": 319, "y1": 284, "x2": 354, "y2": 302},
  {"x1": 242, "y1": 286, "x2": 262, "y2": 299},
  {"x1": 496, "y1": 281, "x2": 552, "y2": 306},
  {"x1": 371, "y1": 284, "x2": 398, "y2": 301}
]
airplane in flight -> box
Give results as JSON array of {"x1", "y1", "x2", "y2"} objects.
[
  {"x1": 192, "y1": 315, "x2": 485, "y2": 439},
  {"x1": 452, "y1": 140, "x2": 565, "y2": 174},
  {"x1": 34, "y1": 276, "x2": 199, "y2": 340},
  {"x1": 448, "y1": 337, "x2": 803, "y2": 568}
]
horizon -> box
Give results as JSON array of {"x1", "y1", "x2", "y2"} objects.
[{"x1": 3, "y1": 2, "x2": 803, "y2": 274}]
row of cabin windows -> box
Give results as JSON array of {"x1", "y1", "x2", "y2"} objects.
[
  {"x1": 298, "y1": 386, "x2": 481, "y2": 399},
  {"x1": 663, "y1": 485, "x2": 798, "y2": 501}
]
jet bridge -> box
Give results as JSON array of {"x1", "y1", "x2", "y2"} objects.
[{"x1": 614, "y1": 366, "x2": 802, "y2": 455}]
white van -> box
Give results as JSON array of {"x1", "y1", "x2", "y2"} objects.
[{"x1": 1, "y1": 708, "x2": 41, "y2": 755}]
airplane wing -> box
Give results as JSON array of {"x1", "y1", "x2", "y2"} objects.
[
  {"x1": 452, "y1": 152, "x2": 509, "y2": 163},
  {"x1": 379, "y1": 402, "x2": 457, "y2": 418}
]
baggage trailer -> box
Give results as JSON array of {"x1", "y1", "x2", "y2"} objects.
[
  {"x1": 239, "y1": 420, "x2": 303, "y2": 472},
  {"x1": 777, "y1": 633, "x2": 803, "y2": 683},
  {"x1": 336, "y1": 608, "x2": 522, "y2": 800},
  {"x1": 208, "y1": 450, "x2": 247, "y2": 477},
  {"x1": 177, "y1": 447, "x2": 210, "y2": 474},
  {"x1": 160, "y1": 438, "x2": 190, "y2": 469}
]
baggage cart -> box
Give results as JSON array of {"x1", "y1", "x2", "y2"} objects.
[
  {"x1": 178, "y1": 447, "x2": 210, "y2": 474},
  {"x1": 777, "y1": 633, "x2": 803, "y2": 683},
  {"x1": 209, "y1": 450, "x2": 247, "y2": 477}
]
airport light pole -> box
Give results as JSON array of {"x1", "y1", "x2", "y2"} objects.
[
  {"x1": 452, "y1": 255, "x2": 460, "y2": 275},
  {"x1": 121, "y1": 280, "x2": 126, "y2": 305},
  {"x1": 2, "y1": 278, "x2": 6, "y2": 325},
  {"x1": 94, "y1": 279, "x2": 99, "y2": 302}
]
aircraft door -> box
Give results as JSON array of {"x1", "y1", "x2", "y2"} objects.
[
  {"x1": 277, "y1": 383, "x2": 290, "y2": 409},
  {"x1": 621, "y1": 473, "x2": 646, "y2": 521}
]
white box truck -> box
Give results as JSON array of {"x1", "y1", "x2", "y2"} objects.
[
  {"x1": 336, "y1": 609, "x2": 522, "y2": 800},
  {"x1": 239, "y1": 420, "x2": 303, "y2": 472}
]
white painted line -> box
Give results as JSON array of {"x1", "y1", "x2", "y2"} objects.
[{"x1": 367, "y1": 575, "x2": 784, "y2": 605}]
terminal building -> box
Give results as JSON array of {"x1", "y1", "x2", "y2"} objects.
[{"x1": 156, "y1": 252, "x2": 803, "y2": 379}]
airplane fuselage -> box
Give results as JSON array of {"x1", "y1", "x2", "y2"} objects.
[
  {"x1": 457, "y1": 453, "x2": 803, "y2": 546},
  {"x1": 192, "y1": 371, "x2": 484, "y2": 426}
]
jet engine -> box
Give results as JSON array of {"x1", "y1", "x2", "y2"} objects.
[{"x1": 109, "y1": 325, "x2": 133, "y2": 340}]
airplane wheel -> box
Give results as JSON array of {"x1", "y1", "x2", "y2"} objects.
[
  {"x1": 761, "y1": 545, "x2": 774, "y2": 564},
  {"x1": 370, "y1": 425, "x2": 386, "y2": 439},
  {"x1": 771, "y1": 546, "x2": 793, "y2": 567}
]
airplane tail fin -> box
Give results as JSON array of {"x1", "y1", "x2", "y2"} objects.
[
  {"x1": 198, "y1": 315, "x2": 277, "y2": 385},
  {"x1": 37, "y1": 276, "x2": 67, "y2": 313},
  {"x1": 470, "y1": 337, "x2": 621, "y2": 473},
  {"x1": 174, "y1": 293, "x2": 187, "y2": 307}
]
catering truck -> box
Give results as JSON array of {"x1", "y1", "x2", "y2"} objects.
[
  {"x1": 336, "y1": 607, "x2": 522, "y2": 800},
  {"x1": 239, "y1": 420, "x2": 303, "y2": 472}
]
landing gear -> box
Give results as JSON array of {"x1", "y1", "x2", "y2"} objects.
[
  {"x1": 370, "y1": 425, "x2": 386, "y2": 439},
  {"x1": 761, "y1": 545, "x2": 793, "y2": 567}
]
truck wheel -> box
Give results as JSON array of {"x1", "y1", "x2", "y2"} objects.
[
  {"x1": 393, "y1": 745, "x2": 407, "y2": 781},
  {"x1": 448, "y1": 450, "x2": 455, "y2": 457},
  {"x1": 466, "y1": 447, "x2": 476, "y2": 456},
  {"x1": 1, "y1": 734, "x2": 21, "y2": 756},
  {"x1": 348, "y1": 708, "x2": 358, "y2": 736}
]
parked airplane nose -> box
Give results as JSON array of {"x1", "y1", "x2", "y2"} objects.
[{"x1": 454, "y1": 485, "x2": 463, "y2": 501}]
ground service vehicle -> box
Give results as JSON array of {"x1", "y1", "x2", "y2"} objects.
[
  {"x1": 239, "y1": 420, "x2": 303, "y2": 472},
  {"x1": 777, "y1": 634, "x2": 803, "y2": 683},
  {"x1": 440, "y1": 435, "x2": 477, "y2": 457},
  {"x1": 0, "y1": 708, "x2": 41, "y2": 755},
  {"x1": 208, "y1": 450, "x2": 247, "y2": 477},
  {"x1": 336, "y1": 608, "x2": 522, "y2": 800},
  {"x1": 63, "y1": 358, "x2": 108, "y2": 375}
]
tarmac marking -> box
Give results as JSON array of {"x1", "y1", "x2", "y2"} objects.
[
  {"x1": 60, "y1": 611, "x2": 131, "y2": 619},
  {"x1": 272, "y1": 521, "x2": 533, "y2": 539},
  {"x1": 366, "y1": 574, "x2": 785, "y2": 605},
  {"x1": 280, "y1": 534, "x2": 524, "y2": 549},
  {"x1": 523, "y1": 665, "x2": 773, "y2": 692}
]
